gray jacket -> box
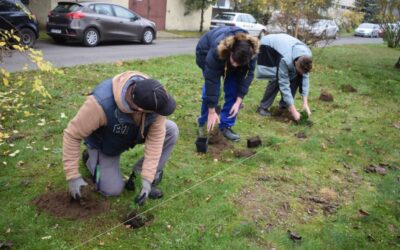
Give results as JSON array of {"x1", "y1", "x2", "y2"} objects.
[{"x1": 256, "y1": 34, "x2": 312, "y2": 106}]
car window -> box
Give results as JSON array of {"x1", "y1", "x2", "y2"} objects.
[
  {"x1": 93, "y1": 4, "x2": 114, "y2": 16},
  {"x1": 53, "y1": 3, "x2": 81, "y2": 13},
  {"x1": 360, "y1": 23, "x2": 374, "y2": 28},
  {"x1": 237, "y1": 15, "x2": 247, "y2": 22},
  {"x1": 112, "y1": 5, "x2": 135, "y2": 19},
  {"x1": 213, "y1": 13, "x2": 235, "y2": 21},
  {"x1": 0, "y1": 1, "x2": 19, "y2": 12},
  {"x1": 247, "y1": 14, "x2": 256, "y2": 23}
]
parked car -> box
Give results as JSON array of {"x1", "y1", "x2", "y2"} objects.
[
  {"x1": 310, "y1": 19, "x2": 339, "y2": 38},
  {"x1": 0, "y1": 0, "x2": 39, "y2": 47},
  {"x1": 46, "y1": 1, "x2": 157, "y2": 47},
  {"x1": 354, "y1": 23, "x2": 380, "y2": 38},
  {"x1": 210, "y1": 12, "x2": 267, "y2": 37}
]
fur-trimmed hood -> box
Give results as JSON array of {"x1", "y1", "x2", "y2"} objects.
[{"x1": 217, "y1": 33, "x2": 259, "y2": 61}]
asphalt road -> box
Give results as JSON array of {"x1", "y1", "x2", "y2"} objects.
[{"x1": 2, "y1": 36, "x2": 383, "y2": 72}]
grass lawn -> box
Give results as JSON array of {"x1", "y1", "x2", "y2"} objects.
[{"x1": 0, "y1": 44, "x2": 399, "y2": 249}]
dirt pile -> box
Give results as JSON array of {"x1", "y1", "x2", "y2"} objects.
[
  {"x1": 208, "y1": 130, "x2": 233, "y2": 159},
  {"x1": 123, "y1": 210, "x2": 154, "y2": 229},
  {"x1": 341, "y1": 84, "x2": 357, "y2": 93},
  {"x1": 319, "y1": 91, "x2": 334, "y2": 102},
  {"x1": 269, "y1": 106, "x2": 292, "y2": 123},
  {"x1": 33, "y1": 185, "x2": 110, "y2": 220},
  {"x1": 233, "y1": 149, "x2": 256, "y2": 158}
]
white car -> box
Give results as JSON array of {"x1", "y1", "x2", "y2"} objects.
[
  {"x1": 310, "y1": 19, "x2": 339, "y2": 38},
  {"x1": 354, "y1": 23, "x2": 380, "y2": 38},
  {"x1": 210, "y1": 12, "x2": 267, "y2": 37}
]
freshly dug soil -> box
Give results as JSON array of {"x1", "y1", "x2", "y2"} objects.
[
  {"x1": 33, "y1": 185, "x2": 110, "y2": 220},
  {"x1": 233, "y1": 149, "x2": 256, "y2": 158},
  {"x1": 319, "y1": 91, "x2": 334, "y2": 102},
  {"x1": 123, "y1": 210, "x2": 154, "y2": 229},
  {"x1": 295, "y1": 131, "x2": 307, "y2": 139},
  {"x1": 341, "y1": 84, "x2": 357, "y2": 93},
  {"x1": 208, "y1": 130, "x2": 233, "y2": 159},
  {"x1": 269, "y1": 106, "x2": 292, "y2": 123}
]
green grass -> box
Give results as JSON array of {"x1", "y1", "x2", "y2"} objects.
[
  {"x1": 38, "y1": 30, "x2": 52, "y2": 42},
  {"x1": 0, "y1": 45, "x2": 399, "y2": 249}
]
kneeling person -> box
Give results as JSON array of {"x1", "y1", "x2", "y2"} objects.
[{"x1": 63, "y1": 71, "x2": 178, "y2": 206}]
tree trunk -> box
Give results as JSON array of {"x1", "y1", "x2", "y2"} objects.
[
  {"x1": 199, "y1": 0, "x2": 205, "y2": 32},
  {"x1": 395, "y1": 56, "x2": 400, "y2": 69}
]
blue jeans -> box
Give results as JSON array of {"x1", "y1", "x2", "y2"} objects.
[{"x1": 198, "y1": 73, "x2": 239, "y2": 129}]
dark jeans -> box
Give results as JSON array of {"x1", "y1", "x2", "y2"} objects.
[{"x1": 259, "y1": 75, "x2": 303, "y2": 110}]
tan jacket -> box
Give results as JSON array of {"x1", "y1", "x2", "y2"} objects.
[{"x1": 63, "y1": 71, "x2": 166, "y2": 183}]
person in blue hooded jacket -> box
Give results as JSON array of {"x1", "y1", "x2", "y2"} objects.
[
  {"x1": 195, "y1": 26, "x2": 259, "y2": 141},
  {"x1": 256, "y1": 34, "x2": 313, "y2": 121}
]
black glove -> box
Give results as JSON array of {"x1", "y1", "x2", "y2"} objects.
[
  {"x1": 68, "y1": 177, "x2": 88, "y2": 200},
  {"x1": 125, "y1": 172, "x2": 136, "y2": 191},
  {"x1": 134, "y1": 179, "x2": 151, "y2": 206}
]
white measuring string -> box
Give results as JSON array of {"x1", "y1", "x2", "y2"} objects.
[{"x1": 72, "y1": 146, "x2": 268, "y2": 249}]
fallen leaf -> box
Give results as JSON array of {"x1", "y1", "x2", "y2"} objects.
[
  {"x1": 359, "y1": 209, "x2": 369, "y2": 216},
  {"x1": 43, "y1": 147, "x2": 49, "y2": 151},
  {"x1": 41, "y1": 235, "x2": 51, "y2": 240},
  {"x1": 9, "y1": 150, "x2": 20, "y2": 157},
  {"x1": 288, "y1": 230, "x2": 302, "y2": 241},
  {"x1": 60, "y1": 113, "x2": 67, "y2": 119},
  {"x1": 6, "y1": 228, "x2": 10, "y2": 233},
  {"x1": 205, "y1": 195, "x2": 212, "y2": 202},
  {"x1": 393, "y1": 121, "x2": 400, "y2": 129}
]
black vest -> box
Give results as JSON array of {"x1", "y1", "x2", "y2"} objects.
[{"x1": 84, "y1": 78, "x2": 156, "y2": 156}]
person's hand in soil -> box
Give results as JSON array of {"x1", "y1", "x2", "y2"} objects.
[
  {"x1": 228, "y1": 97, "x2": 243, "y2": 118},
  {"x1": 207, "y1": 107, "x2": 220, "y2": 132},
  {"x1": 134, "y1": 179, "x2": 151, "y2": 206},
  {"x1": 68, "y1": 177, "x2": 88, "y2": 200},
  {"x1": 289, "y1": 105, "x2": 301, "y2": 121}
]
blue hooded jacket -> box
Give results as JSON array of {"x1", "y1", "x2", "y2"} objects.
[{"x1": 195, "y1": 26, "x2": 259, "y2": 108}]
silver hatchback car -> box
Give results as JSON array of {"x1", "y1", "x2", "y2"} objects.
[{"x1": 46, "y1": 1, "x2": 156, "y2": 46}]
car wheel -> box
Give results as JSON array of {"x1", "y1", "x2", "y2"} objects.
[
  {"x1": 19, "y1": 28, "x2": 36, "y2": 47},
  {"x1": 141, "y1": 28, "x2": 154, "y2": 44},
  {"x1": 83, "y1": 28, "x2": 100, "y2": 47}
]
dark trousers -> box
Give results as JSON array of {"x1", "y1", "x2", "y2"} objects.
[
  {"x1": 259, "y1": 75, "x2": 302, "y2": 110},
  {"x1": 198, "y1": 73, "x2": 239, "y2": 129}
]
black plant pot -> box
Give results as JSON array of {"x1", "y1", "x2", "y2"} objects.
[
  {"x1": 195, "y1": 137, "x2": 209, "y2": 153},
  {"x1": 247, "y1": 136, "x2": 262, "y2": 148}
]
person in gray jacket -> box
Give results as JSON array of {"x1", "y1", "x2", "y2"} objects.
[{"x1": 256, "y1": 34, "x2": 313, "y2": 121}]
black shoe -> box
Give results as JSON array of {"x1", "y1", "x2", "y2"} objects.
[
  {"x1": 149, "y1": 187, "x2": 163, "y2": 199},
  {"x1": 82, "y1": 149, "x2": 89, "y2": 166},
  {"x1": 221, "y1": 127, "x2": 240, "y2": 142},
  {"x1": 257, "y1": 107, "x2": 271, "y2": 117},
  {"x1": 125, "y1": 172, "x2": 136, "y2": 191},
  {"x1": 152, "y1": 170, "x2": 163, "y2": 186}
]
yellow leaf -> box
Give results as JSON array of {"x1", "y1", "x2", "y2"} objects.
[
  {"x1": 3, "y1": 77, "x2": 9, "y2": 86},
  {"x1": 9, "y1": 150, "x2": 20, "y2": 157},
  {"x1": 0, "y1": 42, "x2": 5, "y2": 47},
  {"x1": 24, "y1": 111, "x2": 31, "y2": 117}
]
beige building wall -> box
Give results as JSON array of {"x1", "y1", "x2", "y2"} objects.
[
  {"x1": 166, "y1": 0, "x2": 212, "y2": 31},
  {"x1": 28, "y1": 0, "x2": 129, "y2": 28}
]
